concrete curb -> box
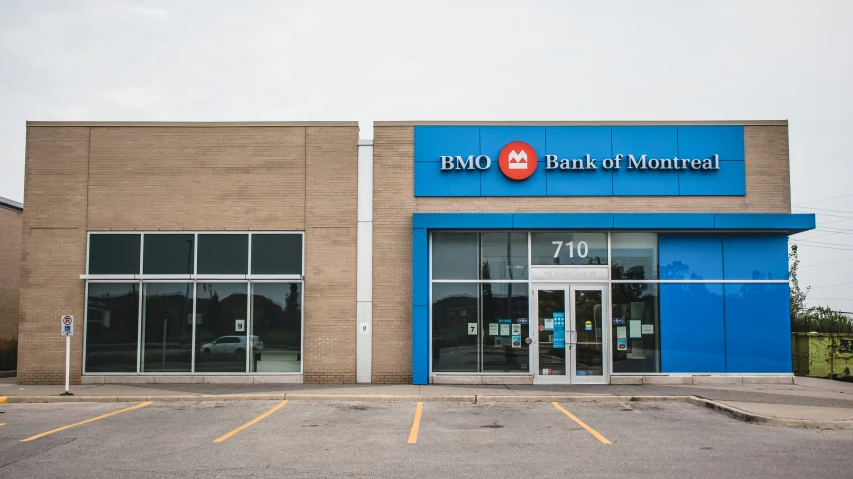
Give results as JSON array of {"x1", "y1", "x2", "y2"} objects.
[
  {"x1": 2, "y1": 393, "x2": 852, "y2": 429},
  {"x1": 686, "y1": 397, "x2": 853, "y2": 430}
]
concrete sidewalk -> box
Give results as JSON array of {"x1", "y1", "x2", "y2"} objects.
[{"x1": 2, "y1": 376, "x2": 852, "y2": 429}]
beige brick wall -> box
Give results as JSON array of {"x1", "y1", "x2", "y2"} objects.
[
  {"x1": 0, "y1": 206, "x2": 22, "y2": 341},
  {"x1": 19, "y1": 127, "x2": 89, "y2": 384},
  {"x1": 19, "y1": 124, "x2": 358, "y2": 384},
  {"x1": 371, "y1": 124, "x2": 792, "y2": 383}
]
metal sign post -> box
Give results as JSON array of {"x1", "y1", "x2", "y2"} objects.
[{"x1": 60, "y1": 315, "x2": 74, "y2": 396}]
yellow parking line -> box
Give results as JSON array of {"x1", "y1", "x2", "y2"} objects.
[
  {"x1": 21, "y1": 401, "x2": 152, "y2": 442},
  {"x1": 408, "y1": 402, "x2": 423, "y2": 444},
  {"x1": 553, "y1": 402, "x2": 612, "y2": 444},
  {"x1": 214, "y1": 400, "x2": 288, "y2": 443},
  {"x1": 0, "y1": 396, "x2": 6, "y2": 403}
]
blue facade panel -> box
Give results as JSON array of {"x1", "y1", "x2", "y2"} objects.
[
  {"x1": 724, "y1": 284, "x2": 792, "y2": 373},
  {"x1": 545, "y1": 169, "x2": 612, "y2": 196},
  {"x1": 612, "y1": 169, "x2": 680, "y2": 196},
  {"x1": 414, "y1": 162, "x2": 480, "y2": 197},
  {"x1": 544, "y1": 126, "x2": 613, "y2": 196},
  {"x1": 614, "y1": 213, "x2": 715, "y2": 230},
  {"x1": 478, "y1": 126, "x2": 546, "y2": 164},
  {"x1": 723, "y1": 235, "x2": 789, "y2": 280},
  {"x1": 611, "y1": 126, "x2": 680, "y2": 196},
  {"x1": 410, "y1": 214, "x2": 809, "y2": 383},
  {"x1": 412, "y1": 228, "x2": 429, "y2": 385},
  {"x1": 715, "y1": 213, "x2": 816, "y2": 232},
  {"x1": 479, "y1": 126, "x2": 547, "y2": 197},
  {"x1": 414, "y1": 126, "x2": 479, "y2": 162},
  {"x1": 678, "y1": 161, "x2": 746, "y2": 196},
  {"x1": 413, "y1": 213, "x2": 514, "y2": 230},
  {"x1": 661, "y1": 284, "x2": 726, "y2": 373},
  {"x1": 480, "y1": 163, "x2": 547, "y2": 196},
  {"x1": 512, "y1": 213, "x2": 614, "y2": 229},
  {"x1": 413, "y1": 125, "x2": 749, "y2": 197},
  {"x1": 659, "y1": 235, "x2": 724, "y2": 280},
  {"x1": 677, "y1": 126, "x2": 745, "y2": 161}
]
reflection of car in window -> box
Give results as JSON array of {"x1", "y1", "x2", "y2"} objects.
[{"x1": 199, "y1": 336, "x2": 263, "y2": 357}]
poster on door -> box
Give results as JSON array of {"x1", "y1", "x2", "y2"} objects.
[{"x1": 553, "y1": 312, "x2": 565, "y2": 349}]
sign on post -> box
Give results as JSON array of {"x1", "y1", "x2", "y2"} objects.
[
  {"x1": 61, "y1": 314, "x2": 74, "y2": 336},
  {"x1": 60, "y1": 315, "x2": 74, "y2": 396}
]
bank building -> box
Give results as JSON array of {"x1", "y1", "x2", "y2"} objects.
[{"x1": 15, "y1": 120, "x2": 811, "y2": 386}]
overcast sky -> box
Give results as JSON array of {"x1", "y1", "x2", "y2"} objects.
[{"x1": 1, "y1": 1, "x2": 851, "y2": 310}]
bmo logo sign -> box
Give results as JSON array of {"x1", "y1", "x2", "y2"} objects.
[
  {"x1": 499, "y1": 141, "x2": 537, "y2": 180},
  {"x1": 440, "y1": 141, "x2": 538, "y2": 181}
]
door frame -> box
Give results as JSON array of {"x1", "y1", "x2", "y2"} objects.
[{"x1": 530, "y1": 283, "x2": 609, "y2": 385}]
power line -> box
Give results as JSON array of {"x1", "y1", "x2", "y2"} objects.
[
  {"x1": 799, "y1": 258, "x2": 853, "y2": 268},
  {"x1": 793, "y1": 210, "x2": 853, "y2": 219},
  {"x1": 796, "y1": 239, "x2": 853, "y2": 248},
  {"x1": 819, "y1": 218, "x2": 853, "y2": 225},
  {"x1": 799, "y1": 244, "x2": 853, "y2": 251},
  {"x1": 795, "y1": 206, "x2": 853, "y2": 215},
  {"x1": 810, "y1": 280, "x2": 853, "y2": 289},
  {"x1": 793, "y1": 193, "x2": 853, "y2": 205}
]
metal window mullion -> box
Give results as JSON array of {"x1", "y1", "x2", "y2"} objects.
[
  {"x1": 136, "y1": 281, "x2": 143, "y2": 373},
  {"x1": 428, "y1": 231, "x2": 433, "y2": 377},
  {"x1": 299, "y1": 281, "x2": 305, "y2": 374},
  {"x1": 191, "y1": 280, "x2": 197, "y2": 373},
  {"x1": 246, "y1": 280, "x2": 251, "y2": 373},
  {"x1": 193, "y1": 233, "x2": 199, "y2": 275},
  {"x1": 476, "y1": 233, "x2": 482, "y2": 373},
  {"x1": 83, "y1": 281, "x2": 90, "y2": 373}
]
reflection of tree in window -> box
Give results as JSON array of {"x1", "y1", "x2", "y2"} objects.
[
  {"x1": 660, "y1": 260, "x2": 690, "y2": 280},
  {"x1": 612, "y1": 263, "x2": 647, "y2": 281}
]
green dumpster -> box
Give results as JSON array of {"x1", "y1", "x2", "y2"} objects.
[{"x1": 792, "y1": 332, "x2": 853, "y2": 379}]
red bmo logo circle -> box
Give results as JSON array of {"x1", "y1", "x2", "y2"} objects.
[{"x1": 499, "y1": 141, "x2": 537, "y2": 180}]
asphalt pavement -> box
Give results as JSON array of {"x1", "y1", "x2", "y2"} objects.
[{"x1": 0, "y1": 399, "x2": 849, "y2": 478}]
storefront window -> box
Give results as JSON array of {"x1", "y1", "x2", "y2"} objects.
[
  {"x1": 531, "y1": 232, "x2": 607, "y2": 266},
  {"x1": 88, "y1": 234, "x2": 140, "y2": 274},
  {"x1": 431, "y1": 283, "x2": 478, "y2": 372},
  {"x1": 480, "y1": 233, "x2": 528, "y2": 280},
  {"x1": 432, "y1": 233, "x2": 478, "y2": 280},
  {"x1": 481, "y1": 283, "x2": 529, "y2": 372},
  {"x1": 85, "y1": 283, "x2": 140, "y2": 372},
  {"x1": 84, "y1": 232, "x2": 303, "y2": 374},
  {"x1": 250, "y1": 283, "x2": 302, "y2": 372},
  {"x1": 251, "y1": 234, "x2": 302, "y2": 275},
  {"x1": 197, "y1": 234, "x2": 249, "y2": 275},
  {"x1": 143, "y1": 234, "x2": 194, "y2": 275},
  {"x1": 195, "y1": 282, "x2": 248, "y2": 373},
  {"x1": 141, "y1": 283, "x2": 193, "y2": 372},
  {"x1": 611, "y1": 233, "x2": 657, "y2": 280},
  {"x1": 611, "y1": 283, "x2": 660, "y2": 373}
]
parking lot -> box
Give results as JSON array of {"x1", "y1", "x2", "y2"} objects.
[{"x1": 0, "y1": 399, "x2": 850, "y2": 478}]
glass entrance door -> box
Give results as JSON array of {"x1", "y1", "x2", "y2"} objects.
[{"x1": 531, "y1": 285, "x2": 607, "y2": 384}]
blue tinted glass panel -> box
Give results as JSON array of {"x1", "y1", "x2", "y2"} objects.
[
  {"x1": 659, "y1": 235, "x2": 723, "y2": 280},
  {"x1": 660, "y1": 284, "x2": 725, "y2": 373},
  {"x1": 723, "y1": 235, "x2": 789, "y2": 280},
  {"x1": 724, "y1": 284, "x2": 791, "y2": 373}
]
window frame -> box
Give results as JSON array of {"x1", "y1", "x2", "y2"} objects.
[
  {"x1": 428, "y1": 230, "x2": 791, "y2": 378},
  {"x1": 82, "y1": 231, "x2": 305, "y2": 375}
]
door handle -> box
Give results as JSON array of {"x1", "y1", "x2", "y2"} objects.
[{"x1": 524, "y1": 337, "x2": 533, "y2": 345}]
